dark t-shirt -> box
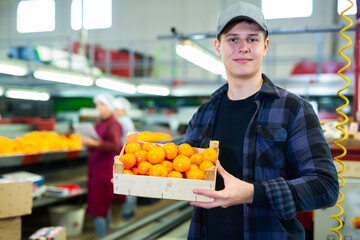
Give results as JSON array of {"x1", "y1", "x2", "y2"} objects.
[{"x1": 206, "y1": 92, "x2": 257, "y2": 240}]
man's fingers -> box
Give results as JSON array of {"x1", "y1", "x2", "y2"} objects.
[
  {"x1": 190, "y1": 200, "x2": 219, "y2": 209},
  {"x1": 215, "y1": 160, "x2": 229, "y2": 178}
]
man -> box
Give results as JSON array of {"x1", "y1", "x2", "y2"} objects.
[{"x1": 185, "y1": 2, "x2": 339, "y2": 239}]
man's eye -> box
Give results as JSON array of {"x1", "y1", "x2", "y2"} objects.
[
  {"x1": 229, "y1": 38, "x2": 237, "y2": 43},
  {"x1": 248, "y1": 38, "x2": 257, "y2": 42}
]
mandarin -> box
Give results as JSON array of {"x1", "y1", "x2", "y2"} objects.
[
  {"x1": 123, "y1": 169, "x2": 134, "y2": 175},
  {"x1": 201, "y1": 148, "x2": 218, "y2": 163},
  {"x1": 185, "y1": 164, "x2": 199, "y2": 177},
  {"x1": 162, "y1": 142, "x2": 178, "y2": 160},
  {"x1": 132, "y1": 167, "x2": 139, "y2": 175},
  {"x1": 147, "y1": 146, "x2": 165, "y2": 164},
  {"x1": 199, "y1": 160, "x2": 214, "y2": 172},
  {"x1": 134, "y1": 150, "x2": 148, "y2": 166},
  {"x1": 178, "y1": 143, "x2": 194, "y2": 157},
  {"x1": 125, "y1": 142, "x2": 141, "y2": 154},
  {"x1": 168, "y1": 171, "x2": 183, "y2": 178},
  {"x1": 173, "y1": 155, "x2": 191, "y2": 172},
  {"x1": 138, "y1": 161, "x2": 153, "y2": 175},
  {"x1": 190, "y1": 153, "x2": 202, "y2": 166},
  {"x1": 119, "y1": 153, "x2": 136, "y2": 170},
  {"x1": 161, "y1": 160, "x2": 173, "y2": 173},
  {"x1": 187, "y1": 169, "x2": 205, "y2": 180},
  {"x1": 149, "y1": 164, "x2": 168, "y2": 177},
  {"x1": 142, "y1": 142, "x2": 157, "y2": 152}
]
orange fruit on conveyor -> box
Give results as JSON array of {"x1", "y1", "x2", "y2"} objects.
[
  {"x1": 147, "y1": 146, "x2": 166, "y2": 164},
  {"x1": 173, "y1": 155, "x2": 191, "y2": 172}
]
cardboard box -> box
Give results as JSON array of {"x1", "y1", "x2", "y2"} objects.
[
  {"x1": 0, "y1": 217, "x2": 21, "y2": 240},
  {"x1": 28, "y1": 226, "x2": 66, "y2": 240},
  {"x1": 113, "y1": 133, "x2": 217, "y2": 202},
  {"x1": 0, "y1": 179, "x2": 33, "y2": 218}
]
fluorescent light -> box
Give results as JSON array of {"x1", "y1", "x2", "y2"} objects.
[
  {"x1": 34, "y1": 67, "x2": 94, "y2": 86},
  {"x1": 176, "y1": 40, "x2": 226, "y2": 79},
  {"x1": 137, "y1": 84, "x2": 170, "y2": 96},
  {"x1": 0, "y1": 59, "x2": 29, "y2": 76},
  {"x1": 0, "y1": 87, "x2": 3, "y2": 96},
  {"x1": 6, "y1": 89, "x2": 50, "y2": 101},
  {"x1": 96, "y1": 77, "x2": 136, "y2": 94}
]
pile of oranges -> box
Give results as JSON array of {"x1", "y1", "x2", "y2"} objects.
[
  {"x1": 0, "y1": 131, "x2": 82, "y2": 156},
  {"x1": 119, "y1": 141, "x2": 218, "y2": 180},
  {"x1": 136, "y1": 131, "x2": 172, "y2": 143}
]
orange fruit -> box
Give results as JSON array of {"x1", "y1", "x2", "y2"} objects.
[
  {"x1": 201, "y1": 148, "x2": 218, "y2": 163},
  {"x1": 134, "y1": 150, "x2": 148, "y2": 166},
  {"x1": 162, "y1": 142, "x2": 178, "y2": 160},
  {"x1": 132, "y1": 167, "x2": 139, "y2": 175},
  {"x1": 147, "y1": 146, "x2": 165, "y2": 164},
  {"x1": 190, "y1": 153, "x2": 202, "y2": 166},
  {"x1": 148, "y1": 164, "x2": 168, "y2": 177},
  {"x1": 123, "y1": 169, "x2": 134, "y2": 175},
  {"x1": 142, "y1": 142, "x2": 157, "y2": 151},
  {"x1": 173, "y1": 155, "x2": 191, "y2": 172},
  {"x1": 138, "y1": 161, "x2": 153, "y2": 175},
  {"x1": 119, "y1": 153, "x2": 136, "y2": 170},
  {"x1": 185, "y1": 164, "x2": 199, "y2": 177},
  {"x1": 199, "y1": 160, "x2": 214, "y2": 172},
  {"x1": 187, "y1": 169, "x2": 205, "y2": 180},
  {"x1": 161, "y1": 160, "x2": 173, "y2": 173},
  {"x1": 178, "y1": 143, "x2": 194, "y2": 157},
  {"x1": 168, "y1": 171, "x2": 183, "y2": 178},
  {"x1": 125, "y1": 142, "x2": 141, "y2": 154}
]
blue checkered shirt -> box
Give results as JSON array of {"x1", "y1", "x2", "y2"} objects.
[{"x1": 185, "y1": 74, "x2": 339, "y2": 240}]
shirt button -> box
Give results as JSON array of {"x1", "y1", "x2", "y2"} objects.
[
  {"x1": 269, "y1": 135, "x2": 274, "y2": 140},
  {"x1": 199, "y1": 136, "x2": 203, "y2": 139}
]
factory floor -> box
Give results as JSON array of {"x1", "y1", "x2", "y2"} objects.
[{"x1": 67, "y1": 199, "x2": 188, "y2": 240}]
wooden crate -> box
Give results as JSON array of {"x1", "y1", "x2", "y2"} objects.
[{"x1": 113, "y1": 132, "x2": 218, "y2": 202}]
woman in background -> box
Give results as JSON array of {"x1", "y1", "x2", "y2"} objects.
[
  {"x1": 113, "y1": 97, "x2": 137, "y2": 221},
  {"x1": 82, "y1": 93, "x2": 123, "y2": 238}
]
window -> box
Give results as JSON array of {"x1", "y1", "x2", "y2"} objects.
[
  {"x1": 17, "y1": 0, "x2": 55, "y2": 33},
  {"x1": 338, "y1": 0, "x2": 357, "y2": 15},
  {"x1": 71, "y1": 0, "x2": 112, "y2": 30},
  {"x1": 262, "y1": 0, "x2": 313, "y2": 20}
]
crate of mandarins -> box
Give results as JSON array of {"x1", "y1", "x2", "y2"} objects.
[{"x1": 113, "y1": 132, "x2": 218, "y2": 202}]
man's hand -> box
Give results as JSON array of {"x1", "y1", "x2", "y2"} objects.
[{"x1": 190, "y1": 160, "x2": 254, "y2": 209}]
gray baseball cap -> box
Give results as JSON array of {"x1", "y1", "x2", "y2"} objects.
[{"x1": 216, "y1": 2, "x2": 268, "y2": 38}]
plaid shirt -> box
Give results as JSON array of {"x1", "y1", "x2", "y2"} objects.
[{"x1": 185, "y1": 74, "x2": 339, "y2": 240}]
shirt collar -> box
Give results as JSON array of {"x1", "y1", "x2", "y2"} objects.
[{"x1": 210, "y1": 74, "x2": 281, "y2": 102}]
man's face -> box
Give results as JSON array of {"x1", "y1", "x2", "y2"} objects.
[{"x1": 214, "y1": 21, "x2": 269, "y2": 81}]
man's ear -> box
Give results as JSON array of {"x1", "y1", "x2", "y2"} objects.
[{"x1": 214, "y1": 39, "x2": 221, "y2": 57}]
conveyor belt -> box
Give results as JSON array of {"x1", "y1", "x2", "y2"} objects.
[{"x1": 101, "y1": 201, "x2": 193, "y2": 240}]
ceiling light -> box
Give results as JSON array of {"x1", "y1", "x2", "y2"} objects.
[
  {"x1": 0, "y1": 87, "x2": 3, "y2": 96},
  {"x1": 176, "y1": 40, "x2": 226, "y2": 79},
  {"x1": 6, "y1": 89, "x2": 50, "y2": 101},
  {"x1": 96, "y1": 77, "x2": 136, "y2": 94},
  {"x1": 0, "y1": 59, "x2": 29, "y2": 76},
  {"x1": 137, "y1": 84, "x2": 170, "y2": 96},
  {"x1": 33, "y1": 67, "x2": 94, "y2": 86}
]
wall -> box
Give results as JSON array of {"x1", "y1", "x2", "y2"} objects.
[{"x1": 0, "y1": 0, "x2": 356, "y2": 81}]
